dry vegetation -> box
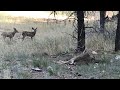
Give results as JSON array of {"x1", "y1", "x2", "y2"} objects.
[{"x1": 0, "y1": 14, "x2": 120, "y2": 79}]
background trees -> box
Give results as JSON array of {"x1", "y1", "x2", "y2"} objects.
[
  {"x1": 49, "y1": 11, "x2": 120, "y2": 53},
  {"x1": 100, "y1": 11, "x2": 106, "y2": 33},
  {"x1": 76, "y1": 11, "x2": 85, "y2": 52}
]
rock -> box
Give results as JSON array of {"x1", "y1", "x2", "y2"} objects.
[
  {"x1": 76, "y1": 72, "x2": 82, "y2": 76},
  {"x1": 92, "y1": 51, "x2": 98, "y2": 55},
  {"x1": 90, "y1": 77, "x2": 95, "y2": 79},
  {"x1": 102, "y1": 70, "x2": 105, "y2": 73},
  {"x1": 31, "y1": 67, "x2": 42, "y2": 72},
  {"x1": 94, "y1": 66, "x2": 96, "y2": 69},
  {"x1": 74, "y1": 77, "x2": 77, "y2": 79},
  {"x1": 95, "y1": 63, "x2": 98, "y2": 66},
  {"x1": 115, "y1": 55, "x2": 120, "y2": 60}
]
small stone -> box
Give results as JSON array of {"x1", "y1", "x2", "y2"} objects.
[
  {"x1": 110, "y1": 60, "x2": 113, "y2": 63},
  {"x1": 92, "y1": 51, "x2": 98, "y2": 55},
  {"x1": 90, "y1": 77, "x2": 95, "y2": 79},
  {"x1": 115, "y1": 55, "x2": 120, "y2": 60},
  {"x1": 94, "y1": 66, "x2": 96, "y2": 69},
  {"x1": 102, "y1": 70, "x2": 105, "y2": 73},
  {"x1": 68, "y1": 66, "x2": 71, "y2": 69},
  {"x1": 74, "y1": 77, "x2": 77, "y2": 79},
  {"x1": 31, "y1": 67, "x2": 42, "y2": 72},
  {"x1": 104, "y1": 52, "x2": 107, "y2": 55},
  {"x1": 76, "y1": 72, "x2": 82, "y2": 76},
  {"x1": 95, "y1": 63, "x2": 98, "y2": 65}
]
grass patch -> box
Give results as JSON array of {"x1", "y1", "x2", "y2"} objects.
[
  {"x1": 47, "y1": 64, "x2": 61, "y2": 76},
  {"x1": 18, "y1": 72, "x2": 32, "y2": 79},
  {"x1": 32, "y1": 57, "x2": 49, "y2": 68}
]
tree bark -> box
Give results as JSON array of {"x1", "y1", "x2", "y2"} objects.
[
  {"x1": 100, "y1": 11, "x2": 106, "y2": 33},
  {"x1": 115, "y1": 11, "x2": 120, "y2": 52},
  {"x1": 76, "y1": 11, "x2": 85, "y2": 52}
]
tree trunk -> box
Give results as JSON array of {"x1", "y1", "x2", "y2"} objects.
[
  {"x1": 76, "y1": 11, "x2": 85, "y2": 52},
  {"x1": 100, "y1": 11, "x2": 106, "y2": 33},
  {"x1": 115, "y1": 11, "x2": 120, "y2": 52}
]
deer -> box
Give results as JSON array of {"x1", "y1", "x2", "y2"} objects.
[
  {"x1": 1, "y1": 28, "x2": 19, "y2": 41},
  {"x1": 22, "y1": 27, "x2": 37, "y2": 40}
]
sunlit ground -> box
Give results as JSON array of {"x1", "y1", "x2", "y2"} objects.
[
  {"x1": 0, "y1": 11, "x2": 68, "y2": 20},
  {"x1": 0, "y1": 11, "x2": 118, "y2": 23}
]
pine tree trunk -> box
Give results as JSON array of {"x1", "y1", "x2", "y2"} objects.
[
  {"x1": 100, "y1": 11, "x2": 106, "y2": 33},
  {"x1": 115, "y1": 11, "x2": 120, "y2": 52},
  {"x1": 76, "y1": 11, "x2": 85, "y2": 52}
]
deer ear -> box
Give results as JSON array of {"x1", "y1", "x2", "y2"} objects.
[
  {"x1": 35, "y1": 28, "x2": 37, "y2": 30},
  {"x1": 32, "y1": 27, "x2": 34, "y2": 29}
]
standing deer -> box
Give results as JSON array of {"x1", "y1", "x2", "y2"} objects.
[
  {"x1": 22, "y1": 27, "x2": 37, "y2": 40},
  {"x1": 1, "y1": 28, "x2": 18, "y2": 41}
]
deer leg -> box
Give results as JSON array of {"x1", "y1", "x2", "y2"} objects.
[
  {"x1": 10, "y1": 37, "x2": 12, "y2": 41},
  {"x1": 3, "y1": 36, "x2": 6, "y2": 40},
  {"x1": 22, "y1": 36, "x2": 25, "y2": 41},
  {"x1": 31, "y1": 37, "x2": 33, "y2": 40}
]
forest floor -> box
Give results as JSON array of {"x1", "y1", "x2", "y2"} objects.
[
  {"x1": 1, "y1": 50, "x2": 120, "y2": 79},
  {"x1": 0, "y1": 14, "x2": 119, "y2": 79}
]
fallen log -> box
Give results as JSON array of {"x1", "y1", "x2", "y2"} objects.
[
  {"x1": 68, "y1": 52, "x2": 94, "y2": 65},
  {"x1": 56, "y1": 51, "x2": 95, "y2": 65}
]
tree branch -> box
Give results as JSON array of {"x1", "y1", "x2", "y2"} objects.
[
  {"x1": 47, "y1": 11, "x2": 58, "y2": 24},
  {"x1": 62, "y1": 11, "x2": 75, "y2": 21}
]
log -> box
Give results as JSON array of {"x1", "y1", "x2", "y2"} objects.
[
  {"x1": 56, "y1": 51, "x2": 95, "y2": 65},
  {"x1": 68, "y1": 52, "x2": 94, "y2": 65}
]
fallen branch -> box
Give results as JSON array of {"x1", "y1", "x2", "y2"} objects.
[
  {"x1": 56, "y1": 50, "x2": 95, "y2": 65},
  {"x1": 68, "y1": 52, "x2": 91, "y2": 65}
]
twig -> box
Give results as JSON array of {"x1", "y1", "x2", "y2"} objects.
[
  {"x1": 73, "y1": 18, "x2": 77, "y2": 30},
  {"x1": 62, "y1": 11, "x2": 75, "y2": 21},
  {"x1": 47, "y1": 11, "x2": 58, "y2": 24}
]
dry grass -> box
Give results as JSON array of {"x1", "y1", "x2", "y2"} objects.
[{"x1": 0, "y1": 14, "x2": 119, "y2": 79}]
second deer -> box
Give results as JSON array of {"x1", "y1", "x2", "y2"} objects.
[
  {"x1": 1, "y1": 28, "x2": 18, "y2": 41},
  {"x1": 22, "y1": 27, "x2": 37, "y2": 40}
]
